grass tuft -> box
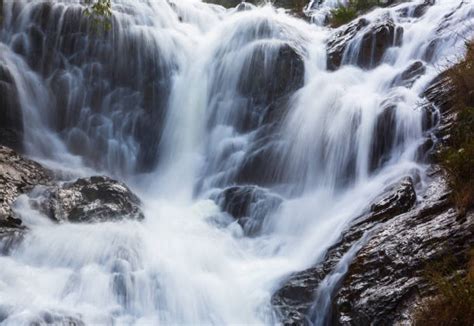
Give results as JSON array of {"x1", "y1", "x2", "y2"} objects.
[
  {"x1": 438, "y1": 42, "x2": 474, "y2": 214},
  {"x1": 413, "y1": 250, "x2": 474, "y2": 326}
]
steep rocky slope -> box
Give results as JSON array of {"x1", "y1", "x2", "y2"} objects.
[{"x1": 271, "y1": 61, "x2": 473, "y2": 326}]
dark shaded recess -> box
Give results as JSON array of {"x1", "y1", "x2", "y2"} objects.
[
  {"x1": 214, "y1": 185, "x2": 283, "y2": 236},
  {"x1": 369, "y1": 104, "x2": 396, "y2": 172},
  {"x1": 0, "y1": 62, "x2": 23, "y2": 151}
]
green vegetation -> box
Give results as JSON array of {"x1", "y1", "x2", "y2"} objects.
[
  {"x1": 414, "y1": 250, "x2": 474, "y2": 326},
  {"x1": 84, "y1": 0, "x2": 112, "y2": 31},
  {"x1": 329, "y1": 0, "x2": 384, "y2": 27},
  {"x1": 438, "y1": 42, "x2": 474, "y2": 214}
]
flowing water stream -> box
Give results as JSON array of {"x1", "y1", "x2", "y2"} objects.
[{"x1": 0, "y1": 0, "x2": 473, "y2": 324}]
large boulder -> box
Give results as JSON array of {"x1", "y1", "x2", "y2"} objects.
[
  {"x1": 215, "y1": 185, "x2": 282, "y2": 236},
  {"x1": 39, "y1": 176, "x2": 144, "y2": 223}
]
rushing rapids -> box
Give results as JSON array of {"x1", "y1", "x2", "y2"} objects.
[{"x1": 0, "y1": 0, "x2": 473, "y2": 324}]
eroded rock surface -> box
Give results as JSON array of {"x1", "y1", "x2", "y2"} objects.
[
  {"x1": 333, "y1": 174, "x2": 472, "y2": 325},
  {"x1": 272, "y1": 175, "x2": 420, "y2": 325},
  {"x1": 0, "y1": 146, "x2": 51, "y2": 252},
  {"x1": 39, "y1": 176, "x2": 144, "y2": 223},
  {"x1": 0, "y1": 146, "x2": 51, "y2": 226}
]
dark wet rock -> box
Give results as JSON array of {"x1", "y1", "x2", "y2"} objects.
[
  {"x1": 332, "y1": 177, "x2": 472, "y2": 325},
  {"x1": 272, "y1": 175, "x2": 420, "y2": 325},
  {"x1": 368, "y1": 176, "x2": 416, "y2": 223},
  {"x1": 215, "y1": 185, "x2": 282, "y2": 236},
  {"x1": 238, "y1": 43, "x2": 305, "y2": 109},
  {"x1": 0, "y1": 61, "x2": 23, "y2": 151},
  {"x1": 0, "y1": 146, "x2": 52, "y2": 225},
  {"x1": 39, "y1": 176, "x2": 144, "y2": 223},
  {"x1": 327, "y1": 18, "x2": 403, "y2": 70},
  {"x1": 369, "y1": 103, "x2": 397, "y2": 171},
  {"x1": 327, "y1": 18, "x2": 369, "y2": 71},
  {"x1": 391, "y1": 60, "x2": 426, "y2": 88},
  {"x1": 0, "y1": 146, "x2": 51, "y2": 252},
  {"x1": 273, "y1": 173, "x2": 472, "y2": 325}
]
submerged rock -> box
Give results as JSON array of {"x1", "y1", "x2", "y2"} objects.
[
  {"x1": 40, "y1": 176, "x2": 144, "y2": 223},
  {"x1": 215, "y1": 185, "x2": 282, "y2": 236}
]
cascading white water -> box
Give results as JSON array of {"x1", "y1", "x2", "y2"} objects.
[{"x1": 0, "y1": 0, "x2": 473, "y2": 325}]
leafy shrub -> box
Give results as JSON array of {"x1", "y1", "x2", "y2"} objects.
[{"x1": 84, "y1": 0, "x2": 112, "y2": 31}]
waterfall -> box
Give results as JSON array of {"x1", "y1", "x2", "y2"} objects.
[{"x1": 0, "y1": 0, "x2": 473, "y2": 324}]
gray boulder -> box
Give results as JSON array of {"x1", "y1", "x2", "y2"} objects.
[{"x1": 40, "y1": 176, "x2": 144, "y2": 223}]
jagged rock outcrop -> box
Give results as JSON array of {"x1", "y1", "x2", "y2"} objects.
[
  {"x1": 0, "y1": 146, "x2": 51, "y2": 226},
  {"x1": 215, "y1": 185, "x2": 282, "y2": 236},
  {"x1": 272, "y1": 176, "x2": 419, "y2": 325},
  {"x1": 332, "y1": 173, "x2": 473, "y2": 325},
  {"x1": 38, "y1": 176, "x2": 144, "y2": 223},
  {"x1": 327, "y1": 18, "x2": 403, "y2": 70},
  {"x1": 0, "y1": 146, "x2": 52, "y2": 252}
]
